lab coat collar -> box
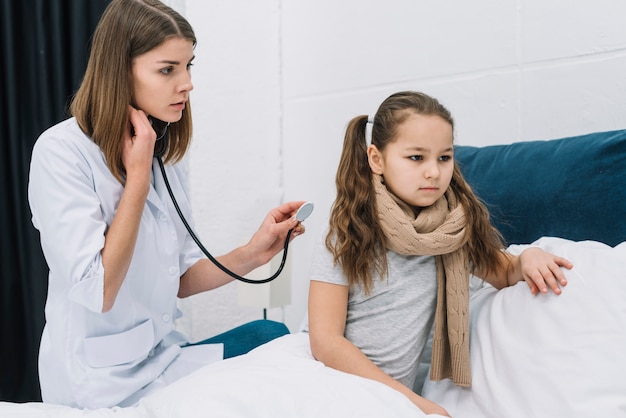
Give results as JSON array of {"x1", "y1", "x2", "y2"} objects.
[{"x1": 146, "y1": 159, "x2": 169, "y2": 216}]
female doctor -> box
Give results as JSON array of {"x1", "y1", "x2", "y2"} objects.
[{"x1": 28, "y1": 0, "x2": 304, "y2": 409}]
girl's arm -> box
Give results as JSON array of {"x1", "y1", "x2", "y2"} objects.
[
  {"x1": 178, "y1": 201, "x2": 304, "y2": 297},
  {"x1": 476, "y1": 248, "x2": 573, "y2": 295},
  {"x1": 308, "y1": 280, "x2": 451, "y2": 417}
]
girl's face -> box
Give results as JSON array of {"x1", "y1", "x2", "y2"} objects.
[
  {"x1": 368, "y1": 114, "x2": 454, "y2": 209},
  {"x1": 131, "y1": 37, "x2": 195, "y2": 123}
]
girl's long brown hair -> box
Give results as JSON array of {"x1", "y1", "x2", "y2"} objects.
[
  {"x1": 327, "y1": 91, "x2": 505, "y2": 293},
  {"x1": 70, "y1": 0, "x2": 196, "y2": 183}
]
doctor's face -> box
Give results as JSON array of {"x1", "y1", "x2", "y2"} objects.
[{"x1": 131, "y1": 37, "x2": 194, "y2": 123}]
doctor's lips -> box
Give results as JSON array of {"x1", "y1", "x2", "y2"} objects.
[{"x1": 171, "y1": 101, "x2": 186, "y2": 111}]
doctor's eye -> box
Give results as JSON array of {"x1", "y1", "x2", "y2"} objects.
[{"x1": 160, "y1": 67, "x2": 174, "y2": 75}]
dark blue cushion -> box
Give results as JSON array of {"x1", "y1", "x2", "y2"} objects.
[{"x1": 454, "y1": 130, "x2": 626, "y2": 246}]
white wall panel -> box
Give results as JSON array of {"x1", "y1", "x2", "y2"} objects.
[
  {"x1": 521, "y1": 55, "x2": 626, "y2": 140},
  {"x1": 282, "y1": 0, "x2": 518, "y2": 98},
  {"x1": 522, "y1": 0, "x2": 626, "y2": 63}
]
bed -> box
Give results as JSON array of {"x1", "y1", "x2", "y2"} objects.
[
  {"x1": 422, "y1": 237, "x2": 626, "y2": 417},
  {"x1": 0, "y1": 333, "x2": 435, "y2": 418},
  {"x1": 2, "y1": 129, "x2": 625, "y2": 417}
]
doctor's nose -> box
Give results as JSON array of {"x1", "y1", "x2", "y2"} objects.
[{"x1": 178, "y1": 73, "x2": 193, "y2": 93}]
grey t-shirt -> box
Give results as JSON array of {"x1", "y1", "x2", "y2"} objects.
[{"x1": 309, "y1": 236, "x2": 438, "y2": 388}]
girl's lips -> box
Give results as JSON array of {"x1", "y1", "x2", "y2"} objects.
[{"x1": 171, "y1": 102, "x2": 186, "y2": 111}]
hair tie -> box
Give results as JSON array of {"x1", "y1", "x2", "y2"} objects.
[{"x1": 365, "y1": 114, "x2": 374, "y2": 146}]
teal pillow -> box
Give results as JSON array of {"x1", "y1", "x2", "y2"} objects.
[{"x1": 454, "y1": 130, "x2": 626, "y2": 246}]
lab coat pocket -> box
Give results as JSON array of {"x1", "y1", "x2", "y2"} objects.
[{"x1": 84, "y1": 319, "x2": 154, "y2": 368}]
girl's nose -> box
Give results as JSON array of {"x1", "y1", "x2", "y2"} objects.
[{"x1": 424, "y1": 162, "x2": 440, "y2": 179}]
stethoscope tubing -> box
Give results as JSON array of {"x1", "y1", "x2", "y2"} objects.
[{"x1": 156, "y1": 155, "x2": 291, "y2": 284}]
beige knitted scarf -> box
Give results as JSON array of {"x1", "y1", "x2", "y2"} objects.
[{"x1": 373, "y1": 174, "x2": 472, "y2": 387}]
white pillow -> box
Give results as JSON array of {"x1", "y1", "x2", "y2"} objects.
[{"x1": 422, "y1": 237, "x2": 626, "y2": 418}]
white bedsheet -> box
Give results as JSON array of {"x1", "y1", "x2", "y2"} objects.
[
  {"x1": 6, "y1": 236, "x2": 620, "y2": 418},
  {"x1": 422, "y1": 237, "x2": 626, "y2": 418},
  {"x1": 0, "y1": 333, "x2": 442, "y2": 418}
]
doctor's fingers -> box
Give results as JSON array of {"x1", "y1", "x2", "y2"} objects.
[
  {"x1": 128, "y1": 107, "x2": 156, "y2": 141},
  {"x1": 291, "y1": 222, "x2": 305, "y2": 239},
  {"x1": 122, "y1": 135, "x2": 154, "y2": 178},
  {"x1": 267, "y1": 201, "x2": 305, "y2": 222}
]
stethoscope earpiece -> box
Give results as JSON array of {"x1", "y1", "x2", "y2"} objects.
[{"x1": 148, "y1": 117, "x2": 170, "y2": 158}]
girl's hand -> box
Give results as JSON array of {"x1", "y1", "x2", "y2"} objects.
[
  {"x1": 510, "y1": 247, "x2": 573, "y2": 295},
  {"x1": 410, "y1": 393, "x2": 451, "y2": 417}
]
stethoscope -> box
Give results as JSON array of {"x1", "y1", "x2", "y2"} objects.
[{"x1": 151, "y1": 118, "x2": 313, "y2": 284}]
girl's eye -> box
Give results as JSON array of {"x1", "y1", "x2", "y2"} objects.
[
  {"x1": 439, "y1": 155, "x2": 452, "y2": 162},
  {"x1": 186, "y1": 63, "x2": 194, "y2": 71},
  {"x1": 409, "y1": 155, "x2": 423, "y2": 161},
  {"x1": 160, "y1": 67, "x2": 173, "y2": 75}
]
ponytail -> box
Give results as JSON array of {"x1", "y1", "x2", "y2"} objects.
[{"x1": 326, "y1": 115, "x2": 387, "y2": 293}]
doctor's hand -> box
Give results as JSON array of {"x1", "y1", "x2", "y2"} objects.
[
  {"x1": 243, "y1": 201, "x2": 306, "y2": 267},
  {"x1": 123, "y1": 106, "x2": 156, "y2": 185}
]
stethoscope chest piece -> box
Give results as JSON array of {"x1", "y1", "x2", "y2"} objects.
[{"x1": 295, "y1": 202, "x2": 314, "y2": 222}]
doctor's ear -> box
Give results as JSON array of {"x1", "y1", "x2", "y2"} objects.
[{"x1": 367, "y1": 145, "x2": 384, "y2": 175}]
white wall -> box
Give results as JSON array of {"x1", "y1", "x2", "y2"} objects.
[
  {"x1": 171, "y1": 0, "x2": 626, "y2": 339},
  {"x1": 170, "y1": 0, "x2": 286, "y2": 339}
]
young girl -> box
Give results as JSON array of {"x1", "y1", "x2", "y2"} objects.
[
  {"x1": 307, "y1": 91, "x2": 571, "y2": 416},
  {"x1": 28, "y1": 0, "x2": 304, "y2": 409}
]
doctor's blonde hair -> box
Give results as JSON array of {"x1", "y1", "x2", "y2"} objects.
[{"x1": 71, "y1": 0, "x2": 196, "y2": 183}]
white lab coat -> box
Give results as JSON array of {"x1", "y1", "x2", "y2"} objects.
[{"x1": 28, "y1": 118, "x2": 218, "y2": 409}]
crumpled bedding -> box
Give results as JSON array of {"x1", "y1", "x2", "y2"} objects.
[
  {"x1": 422, "y1": 237, "x2": 626, "y2": 418},
  {"x1": 6, "y1": 236, "x2": 621, "y2": 418},
  {"x1": 0, "y1": 332, "x2": 442, "y2": 418}
]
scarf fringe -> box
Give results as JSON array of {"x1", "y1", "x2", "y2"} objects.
[{"x1": 430, "y1": 338, "x2": 472, "y2": 387}]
